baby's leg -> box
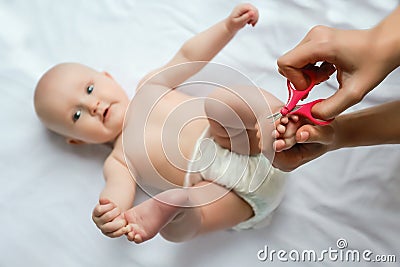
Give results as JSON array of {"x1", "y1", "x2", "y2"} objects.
[
  {"x1": 161, "y1": 181, "x2": 252, "y2": 241},
  {"x1": 124, "y1": 181, "x2": 252, "y2": 243},
  {"x1": 124, "y1": 188, "x2": 199, "y2": 243},
  {"x1": 204, "y1": 86, "x2": 283, "y2": 156}
]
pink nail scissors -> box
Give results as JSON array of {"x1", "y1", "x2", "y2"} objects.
[{"x1": 267, "y1": 70, "x2": 333, "y2": 125}]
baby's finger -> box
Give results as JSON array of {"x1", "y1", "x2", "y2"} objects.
[
  {"x1": 99, "y1": 198, "x2": 111, "y2": 205},
  {"x1": 252, "y1": 9, "x2": 259, "y2": 25},
  {"x1": 100, "y1": 207, "x2": 121, "y2": 223},
  {"x1": 92, "y1": 202, "x2": 115, "y2": 217},
  {"x1": 235, "y1": 4, "x2": 253, "y2": 17},
  {"x1": 234, "y1": 12, "x2": 250, "y2": 23},
  {"x1": 101, "y1": 219, "x2": 128, "y2": 235},
  {"x1": 247, "y1": 11, "x2": 258, "y2": 26},
  {"x1": 105, "y1": 225, "x2": 131, "y2": 238}
]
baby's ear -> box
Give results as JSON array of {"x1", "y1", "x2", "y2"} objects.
[
  {"x1": 66, "y1": 138, "x2": 86, "y2": 145},
  {"x1": 102, "y1": 71, "x2": 114, "y2": 80}
]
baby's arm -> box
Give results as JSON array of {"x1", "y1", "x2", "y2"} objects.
[
  {"x1": 92, "y1": 142, "x2": 136, "y2": 238},
  {"x1": 167, "y1": 3, "x2": 258, "y2": 66},
  {"x1": 138, "y1": 3, "x2": 258, "y2": 89}
]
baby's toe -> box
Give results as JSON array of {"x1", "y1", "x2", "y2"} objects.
[
  {"x1": 280, "y1": 116, "x2": 289, "y2": 125},
  {"x1": 273, "y1": 139, "x2": 286, "y2": 152},
  {"x1": 289, "y1": 115, "x2": 299, "y2": 122},
  {"x1": 272, "y1": 129, "x2": 280, "y2": 139},
  {"x1": 276, "y1": 124, "x2": 286, "y2": 134},
  {"x1": 127, "y1": 224, "x2": 146, "y2": 244},
  {"x1": 133, "y1": 234, "x2": 143, "y2": 243},
  {"x1": 282, "y1": 136, "x2": 296, "y2": 150}
]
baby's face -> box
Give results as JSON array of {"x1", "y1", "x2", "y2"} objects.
[{"x1": 34, "y1": 63, "x2": 129, "y2": 144}]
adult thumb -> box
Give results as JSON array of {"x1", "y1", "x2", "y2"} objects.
[
  {"x1": 311, "y1": 80, "x2": 362, "y2": 120},
  {"x1": 296, "y1": 124, "x2": 334, "y2": 145}
]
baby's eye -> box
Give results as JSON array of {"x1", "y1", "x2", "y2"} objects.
[
  {"x1": 73, "y1": 110, "x2": 81, "y2": 122},
  {"x1": 87, "y1": 84, "x2": 94, "y2": 94}
]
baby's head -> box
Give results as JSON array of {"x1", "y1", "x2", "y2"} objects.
[{"x1": 34, "y1": 63, "x2": 129, "y2": 144}]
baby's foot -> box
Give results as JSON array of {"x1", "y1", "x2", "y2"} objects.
[
  {"x1": 124, "y1": 189, "x2": 189, "y2": 243},
  {"x1": 273, "y1": 115, "x2": 305, "y2": 152}
]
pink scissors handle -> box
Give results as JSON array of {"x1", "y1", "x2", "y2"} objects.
[
  {"x1": 290, "y1": 99, "x2": 333, "y2": 126},
  {"x1": 280, "y1": 71, "x2": 316, "y2": 116}
]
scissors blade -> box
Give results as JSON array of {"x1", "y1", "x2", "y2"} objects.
[
  {"x1": 266, "y1": 112, "x2": 282, "y2": 122},
  {"x1": 266, "y1": 105, "x2": 302, "y2": 122},
  {"x1": 291, "y1": 105, "x2": 301, "y2": 113}
]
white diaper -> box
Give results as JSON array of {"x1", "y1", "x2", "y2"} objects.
[{"x1": 185, "y1": 127, "x2": 287, "y2": 230}]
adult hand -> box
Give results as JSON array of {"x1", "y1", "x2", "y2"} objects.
[
  {"x1": 271, "y1": 100, "x2": 400, "y2": 171},
  {"x1": 271, "y1": 123, "x2": 335, "y2": 172},
  {"x1": 278, "y1": 23, "x2": 400, "y2": 120}
]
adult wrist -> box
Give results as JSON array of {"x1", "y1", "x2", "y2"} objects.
[
  {"x1": 326, "y1": 117, "x2": 345, "y2": 152},
  {"x1": 370, "y1": 7, "x2": 400, "y2": 70}
]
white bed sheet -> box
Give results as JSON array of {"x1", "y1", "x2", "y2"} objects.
[{"x1": 1, "y1": 0, "x2": 400, "y2": 266}]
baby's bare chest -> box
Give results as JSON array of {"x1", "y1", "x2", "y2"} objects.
[{"x1": 128, "y1": 89, "x2": 208, "y2": 187}]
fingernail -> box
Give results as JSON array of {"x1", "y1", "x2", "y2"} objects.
[{"x1": 299, "y1": 132, "x2": 309, "y2": 142}]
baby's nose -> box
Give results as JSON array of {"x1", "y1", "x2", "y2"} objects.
[{"x1": 90, "y1": 101, "x2": 101, "y2": 115}]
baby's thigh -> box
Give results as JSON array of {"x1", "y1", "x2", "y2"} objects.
[
  {"x1": 191, "y1": 181, "x2": 253, "y2": 233},
  {"x1": 203, "y1": 86, "x2": 263, "y2": 155},
  {"x1": 204, "y1": 86, "x2": 258, "y2": 131}
]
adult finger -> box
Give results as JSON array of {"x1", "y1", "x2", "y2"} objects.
[
  {"x1": 314, "y1": 62, "x2": 336, "y2": 83},
  {"x1": 295, "y1": 124, "x2": 334, "y2": 145},
  {"x1": 311, "y1": 79, "x2": 363, "y2": 119},
  {"x1": 278, "y1": 39, "x2": 335, "y2": 90}
]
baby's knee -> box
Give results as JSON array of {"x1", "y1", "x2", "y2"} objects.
[
  {"x1": 156, "y1": 189, "x2": 190, "y2": 207},
  {"x1": 204, "y1": 88, "x2": 249, "y2": 131}
]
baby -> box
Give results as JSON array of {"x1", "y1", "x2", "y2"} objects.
[{"x1": 34, "y1": 3, "x2": 297, "y2": 243}]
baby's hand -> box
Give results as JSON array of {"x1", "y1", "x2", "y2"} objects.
[
  {"x1": 92, "y1": 198, "x2": 130, "y2": 238},
  {"x1": 227, "y1": 3, "x2": 259, "y2": 32}
]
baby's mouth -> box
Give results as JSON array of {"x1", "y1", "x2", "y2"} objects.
[{"x1": 103, "y1": 107, "x2": 110, "y2": 123}]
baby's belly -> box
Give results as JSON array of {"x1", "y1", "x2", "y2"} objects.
[
  {"x1": 144, "y1": 119, "x2": 208, "y2": 188},
  {"x1": 124, "y1": 89, "x2": 208, "y2": 190}
]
